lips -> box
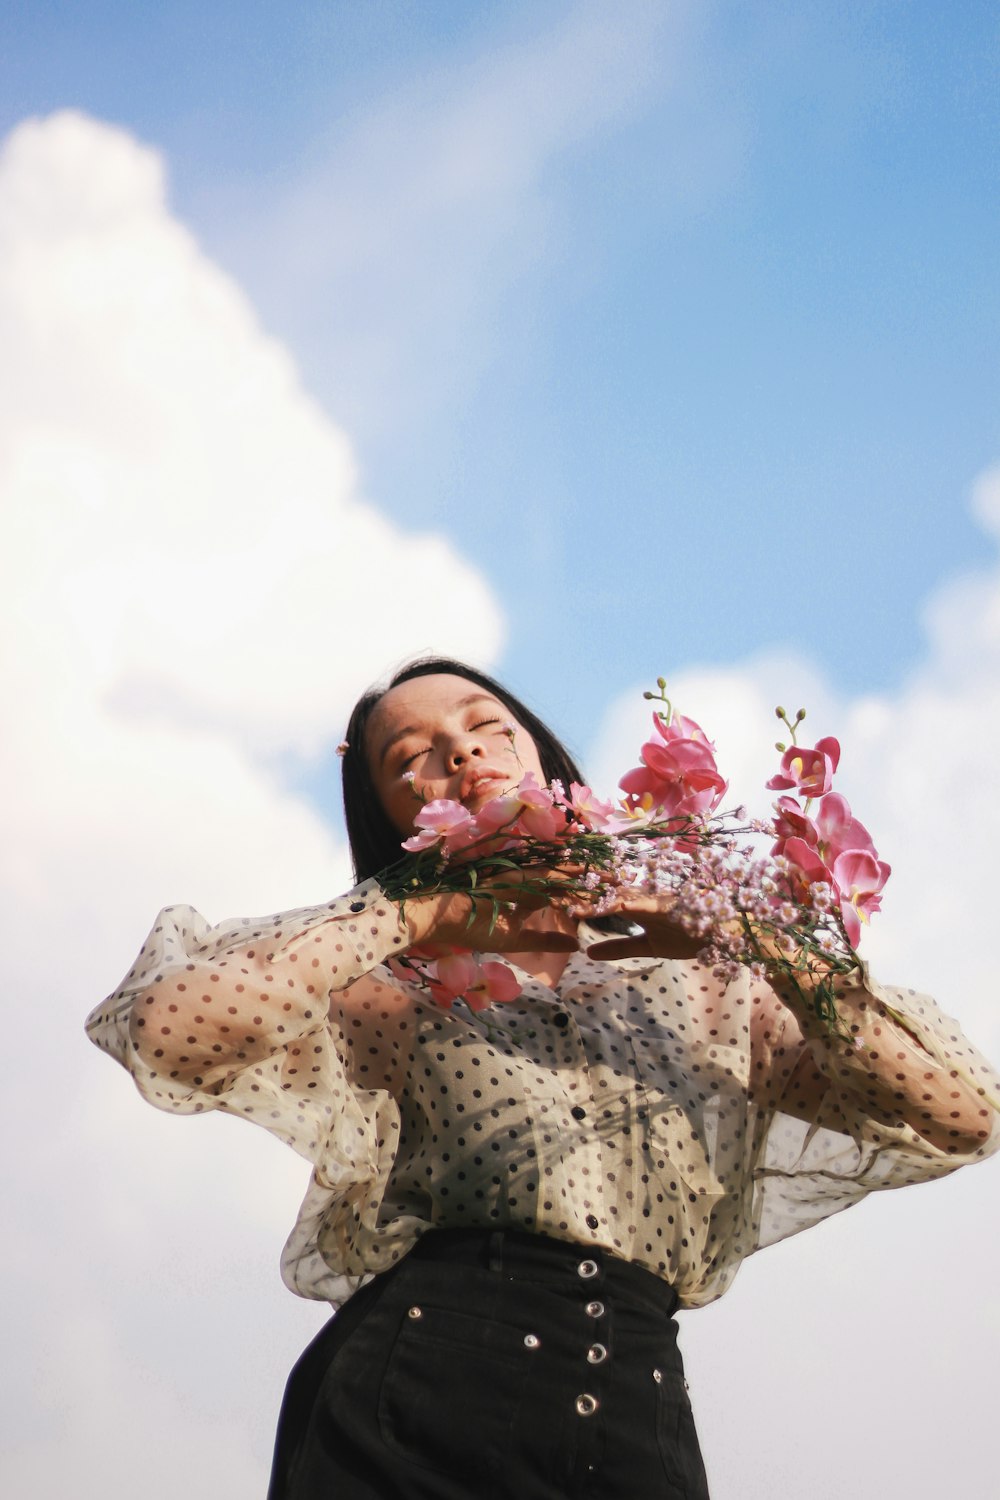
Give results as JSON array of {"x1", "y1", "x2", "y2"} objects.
[{"x1": 459, "y1": 768, "x2": 509, "y2": 805}]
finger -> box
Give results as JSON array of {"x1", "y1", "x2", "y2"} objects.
[
  {"x1": 507, "y1": 931, "x2": 580, "y2": 953},
  {"x1": 584, "y1": 932, "x2": 704, "y2": 962},
  {"x1": 584, "y1": 936, "x2": 647, "y2": 961}
]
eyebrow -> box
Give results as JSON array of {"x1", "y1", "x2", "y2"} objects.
[{"x1": 376, "y1": 694, "x2": 502, "y2": 766}]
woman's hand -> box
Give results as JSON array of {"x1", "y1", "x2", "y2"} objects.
[
  {"x1": 573, "y1": 892, "x2": 705, "y2": 962},
  {"x1": 402, "y1": 881, "x2": 580, "y2": 956}
]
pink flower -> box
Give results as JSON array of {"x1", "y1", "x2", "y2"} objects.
[
  {"x1": 619, "y1": 712, "x2": 727, "y2": 818},
  {"x1": 425, "y1": 952, "x2": 523, "y2": 1011},
  {"x1": 778, "y1": 836, "x2": 833, "y2": 890},
  {"x1": 507, "y1": 771, "x2": 566, "y2": 840},
  {"x1": 831, "y1": 849, "x2": 891, "y2": 946},
  {"x1": 780, "y1": 827, "x2": 890, "y2": 949},
  {"x1": 474, "y1": 794, "x2": 525, "y2": 841},
  {"x1": 814, "y1": 793, "x2": 876, "y2": 865},
  {"x1": 766, "y1": 737, "x2": 841, "y2": 798},
  {"x1": 599, "y1": 793, "x2": 663, "y2": 834},
  {"x1": 426, "y1": 950, "x2": 480, "y2": 1006},
  {"x1": 771, "y1": 795, "x2": 819, "y2": 857},
  {"x1": 566, "y1": 782, "x2": 616, "y2": 831},
  {"x1": 401, "y1": 799, "x2": 479, "y2": 855},
  {"x1": 463, "y1": 960, "x2": 523, "y2": 1011},
  {"x1": 472, "y1": 772, "x2": 566, "y2": 843},
  {"x1": 618, "y1": 767, "x2": 724, "y2": 821}
]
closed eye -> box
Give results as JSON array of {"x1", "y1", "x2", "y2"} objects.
[
  {"x1": 399, "y1": 717, "x2": 504, "y2": 771},
  {"x1": 400, "y1": 747, "x2": 431, "y2": 770}
]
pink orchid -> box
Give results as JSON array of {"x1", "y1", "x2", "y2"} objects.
[
  {"x1": 401, "y1": 799, "x2": 480, "y2": 855},
  {"x1": 462, "y1": 960, "x2": 523, "y2": 1011},
  {"x1": 504, "y1": 772, "x2": 564, "y2": 840},
  {"x1": 473, "y1": 793, "x2": 525, "y2": 841},
  {"x1": 772, "y1": 792, "x2": 878, "y2": 866},
  {"x1": 653, "y1": 709, "x2": 713, "y2": 746},
  {"x1": 425, "y1": 952, "x2": 522, "y2": 1011},
  {"x1": 766, "y1": 737, "x2": 841, "y2": 798},
  {"x1": 566, "y1": 782, "x2": 616, "y2": 831},
  {"x1": 779, "y1": 836, "x2": 833, "y2": 890},
  {"x1": 619, "y1": 712, "x2": 728, "y2": 818},
  {"x1": 814, "y1": 793, "x2": 876, "y2": 866},
  {"x1": 831, "y1": 850, "x2": 891, "y2": 947},
  {"x1": 771, "y1": 795, "x2": 819, "y2": 857},
  {"x1": 471, "y1": 772, "x2": 566, "y2": 842},
  {"x1": 426, "y1": 950, "x2": 480, "y2": 1005},
  {"x1": 598, "y1": 792, "x2": 663, "y2": 834},
  {"x1": 618, "y1": 764, "x2": 726, "y2": 820}
]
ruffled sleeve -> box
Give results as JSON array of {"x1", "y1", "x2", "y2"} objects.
[
  {"x1": 85, "y1": 880, "x2": 424, "y2": 1301},
  {"x1": 86, "y1": 876, "x2": 410, "y2": 1128},
  {"x1": 749, "y1": 967, "x2": 1000, "y2": 1254}
]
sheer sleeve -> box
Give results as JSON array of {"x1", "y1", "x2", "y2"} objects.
[
  {"x1": 749, "y1": 967, "x2": 1000, "y2": 1253},
  {"x1": 85, "y1": 877, "x2": 410, "y2": 1118},
  {"x1": 85, "y1": 878, "x2": 424, "y2": 1302}
]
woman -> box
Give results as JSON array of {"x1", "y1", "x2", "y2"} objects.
[{"x1": 86, "y1": 657, "x2": 1000, "y2": 1499}]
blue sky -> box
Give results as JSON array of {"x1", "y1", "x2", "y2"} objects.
[
  {"x1": 4, "y1": 7, "x2": 1000, "y2": 1498},
  {"x1": 4, "y1": 0, "x2": 997, "y2": 764}
]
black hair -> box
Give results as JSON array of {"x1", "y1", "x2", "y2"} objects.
[{"x1": 341, "y1": 656, "x2": 585, "y2": 881}]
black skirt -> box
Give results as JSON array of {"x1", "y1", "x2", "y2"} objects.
[{"x1": 268, "y1": 1229, "x2": 711, "y2": 1500}]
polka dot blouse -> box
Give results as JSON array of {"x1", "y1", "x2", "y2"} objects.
[{"x1": 85, "y1": 878, "x2": 1000, "y2": 1310}]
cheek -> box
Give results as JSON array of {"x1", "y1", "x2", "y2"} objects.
[
  {"x1": 367, "y1": 758, "x2": 414, "y2": 839},
  {"x1": 382, "y1": 782, "x2": 420, "y2": 838},
  {"x1": 514, "y1": 731, "x2": 546, "y2": 781}
]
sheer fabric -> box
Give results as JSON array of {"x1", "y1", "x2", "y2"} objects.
[{"x1": 86, "y1": 878, "x2": 1000, "y2": 1309}]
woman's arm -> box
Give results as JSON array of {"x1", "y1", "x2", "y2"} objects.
[
  {"x1": 86, "y1": 879, "x2": 413, "y2": 1092},
  {"x1": 87, "y1": 878, "x2": 580, "y2": 1095},
  {"x1": 752, "y1": 970, "x2": 995, "y2": 1154},
  {"x1": 581, "y1": 893, "x2": 998, "y2": 1154}
]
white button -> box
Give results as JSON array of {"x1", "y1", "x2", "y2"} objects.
[
  {"x1": 585, "y1": 1300, "x2": 605, "y2": 1318},
  {"x1": 652, "y1": 1367, "x2": 662, "y2": 1383},
  {"x1": 523, "y1": 1333, "x2": 541, "y2": 1349},
  {"x1": 575, "y1": 1393, "x2": 599, "y2": 1416},
  {"x1": 407, "y1": 1306, "x2": 422, "y2": 1320},
  {"x1": 577, "y1": 1259, "x2": 599, "y2": 1279},
  {"x1": 587, "y1": 1343, "x2": 608, "y2": 1365}
]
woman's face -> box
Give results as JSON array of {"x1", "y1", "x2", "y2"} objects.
[{"x1": 366, "y1": 673, "x2": 546, "y2": 838}]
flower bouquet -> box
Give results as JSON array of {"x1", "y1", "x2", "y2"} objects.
[{"x1": 378, "y1": 680, "x2": 890, "y2": 1035}]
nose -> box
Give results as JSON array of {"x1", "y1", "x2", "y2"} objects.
[{"x1": 446, "y1": 733, "x2": 486, "y2": 772}]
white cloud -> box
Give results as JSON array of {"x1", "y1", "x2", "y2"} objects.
[
  {"x1": 585, "y1": 468, "x2": 1000, "y2": 1497},
  {"x1": 0, "y1": 109, "x2": 505, "y2": 760},
  {"x1": 1, "y1": 109, "x2": 505, "y2": 1499}
]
